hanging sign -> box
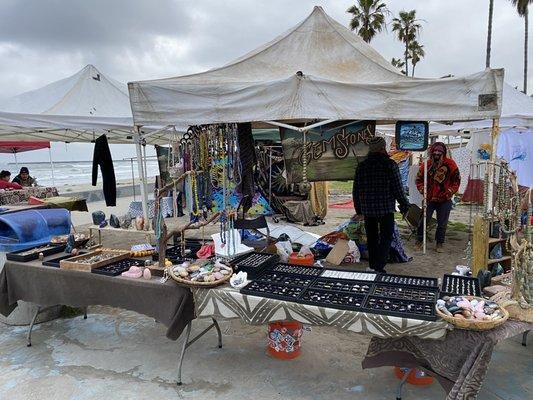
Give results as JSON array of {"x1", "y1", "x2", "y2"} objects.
[
  {"x1": 395, "y1": 121, "x2": 429, "y2": 151},
  {"x1": 280, "y1": 121, "x2": 375, "y2": 183}
]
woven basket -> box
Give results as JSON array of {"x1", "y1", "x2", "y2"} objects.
[
  {"x1": 168, "y1": 267, "x2": 232, "y2": 288},
  {"x1": 436, "y1": 296, "x2": 509, "y2": 331}
]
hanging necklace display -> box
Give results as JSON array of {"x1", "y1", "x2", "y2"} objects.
[{"x1": 300, "y1": 129, "x2": 311, "y2": 193}]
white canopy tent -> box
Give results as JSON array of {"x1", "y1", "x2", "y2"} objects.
[
  {"x1": 128, "y1": 6, "x2": 505, "y2": 254},
  {"x1": 427, "y1": 83, "x2": 533, "y2": 136},
  {"x1": 0, "y1": 64, "x2": 175, "y2": 225},
  {"x1": 129, "y1": 6, "x2": 503, "y2": 130}
]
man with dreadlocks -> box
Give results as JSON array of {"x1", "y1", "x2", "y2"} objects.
[{"x1": 416, "y1": 142, "x2": 461, "y2": 252}]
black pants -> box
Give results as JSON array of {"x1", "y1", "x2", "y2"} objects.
[
  {"x1": 417, "y1": 200, "x2": 452, "y2": 244},
  {"x1": 364, "y1": 213, "x2": 395, "y2": 272}
]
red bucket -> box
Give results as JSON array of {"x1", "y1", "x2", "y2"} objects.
[
  {"x1": 267, "y1": 321, "x2": 303, "y2": 360},
  {"x1": 394, "y1": 367, "x2": 434, "y2": 385}
]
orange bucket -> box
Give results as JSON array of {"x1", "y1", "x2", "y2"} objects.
[
  {"x1": 267, "y1": 321, "x2": 303, "y2": 360},
  {"x1": 288, "y1": 252, "x2": 314, "y2": 266},
  {"x1": 394, "y1": 367, "x2": 434, "y2": 385}
]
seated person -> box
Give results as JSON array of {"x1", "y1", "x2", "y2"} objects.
[
  {"x1": 0, "y1": 170, "x2": 22, "y2": 190},
  {"x1": 12, "y1": 167, "x2": 37, "y2": 187}
]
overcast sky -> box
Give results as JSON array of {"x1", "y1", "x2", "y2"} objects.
[{"x1": 0, "y1": 0, "x2": 530, "y2": 163}]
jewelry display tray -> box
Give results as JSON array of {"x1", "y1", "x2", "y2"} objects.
[
  {"x1": 152, "y1": 244, "x2": 202, "y2": 262},
  {"x1": 440, "y1": 274, "x2": 481, "y2": 297},
  {"x1": 377, "y1": 273, "x2": 439, "y2": 288},
  {"x1": 92, "y1": 258, "x2": 145, "y2": 277},
  {"x1": 7, "y1": 244, "x2": 67, "y2": 262},
  {"x1": 230, "y1": 252, "x2": 280, "y2": 278},
  {"x1": 240, "y1": 268, "x2": 439, "y2": 321},
  {"x1": 42, "y1": 252, "x2": 87, "y2": 268}
]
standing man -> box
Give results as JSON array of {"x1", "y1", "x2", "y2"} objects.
[
  {"x1": 353, "y1": 137, "x2": 410, "y2": 273},
  {"x1": 416, "y1": 142, "x2": 460, "y2": 252}
]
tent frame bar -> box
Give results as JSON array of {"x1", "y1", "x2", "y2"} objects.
[{"x1": 262, "y1": 119, "x2": 337, "y2": 132}]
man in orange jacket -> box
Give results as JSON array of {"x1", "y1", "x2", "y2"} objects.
[{"x1": 415, "y1": 142, "x2": 460, "y2": 252}]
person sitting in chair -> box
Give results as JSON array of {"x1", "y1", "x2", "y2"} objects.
[
  {"x1": 12, "y1": 167, "x2": 38, "y2": 187},
  {"x1": 0, "y1": 170, "x2": 22, "y2": 190}
]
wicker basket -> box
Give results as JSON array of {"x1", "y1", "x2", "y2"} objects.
[
  {"x1": 167, "y1": 267, "x2": 232, "y2": 288},
  {"x1": 435, "y1": 296, "x2": 509, "y2": 331}
]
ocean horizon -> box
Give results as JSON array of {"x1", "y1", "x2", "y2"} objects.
[{"x1": 0, "y1": 160, "x2": 160, "y2": 187}]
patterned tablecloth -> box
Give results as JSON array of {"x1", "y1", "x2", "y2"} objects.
[
  {"x1": 0, "y1": 187, "x2": 59, "y2": 205},
  {"x1": 192, "y1": 285, "x2": 450, "y2": 339},
  {"x1": 128, "y1": 197, "x2": 174, "y2": 219},
  {"x1": 362, "y1": 320, "x2": 532, "y2": 400}
]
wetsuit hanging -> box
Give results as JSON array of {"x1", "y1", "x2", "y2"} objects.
[{"x1": 92, "y1": 134, "x2": 117, "y2": 206}]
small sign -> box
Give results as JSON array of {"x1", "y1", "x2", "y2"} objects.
[{"x1": 395, "y1": 121, "x2": 429, "y2": 151}]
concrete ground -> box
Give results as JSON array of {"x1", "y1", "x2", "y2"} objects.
[
  {"x1": 0, "y1": 200, "x2": 531, "y2": 399},
  {"x1": 0, "y1": 308, "x2": 530, "y2": 400}
]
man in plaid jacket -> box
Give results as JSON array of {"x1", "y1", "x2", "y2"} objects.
[{"x1": 353, "y1": 137, "x2": 410, "y2": 273}]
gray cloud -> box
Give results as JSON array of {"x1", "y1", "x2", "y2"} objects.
[{"x1": 0, "y1": 0, "x2": 530, "y2": 101}]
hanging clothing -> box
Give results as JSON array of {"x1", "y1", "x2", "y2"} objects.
[
  {"x1": 92, "y1": 134, "x2": 116, "y2": 206},
  {"x1": 407, "y1": 165, "x2": 423, "y2": 207},
  {"x1": 237, "y1": 123, "x2": 255, "y2": 213},
  {"x1": 497, "y1": 128, "x2": 533, "y2": 187},
  {"x1": 309, "y1": 181, "x2": 328, "y2": 219}
]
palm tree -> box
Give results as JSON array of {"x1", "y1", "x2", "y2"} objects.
[
  {"x1": 408, "y1": 41, "x2": 425, "y2": 77},
  {"x1": 486, "y1": 0, "x2": 494, "y2": 68},
  {"x1": 510, "y1": 0, "x2": 532, "y2": 93},
  {"x1": 391, "y1": 57, "x2": 406, "y2": 74},
  {"x1": 347, "y1": 0, "x2": 390, "y2": 43},
  {"x1": 392, "y1": 10, "x2": 423, "y2": 76}
]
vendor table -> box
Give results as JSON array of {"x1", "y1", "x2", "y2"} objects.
[
  {"x1": 362, "y1": 320, "x2": 533, "y2": 400},
  {"x1": 0, "y1": 259, "x2": 194, "y2": 341},
  {"x1": 88, "y1": 225, "x2": 156, "y2": 245},
  {"x1": 0, "y1": 187, "x2": 59, "y2": 205},
  {"x1": 192, "y1": 285, "x2": 449, "y2": 339}
]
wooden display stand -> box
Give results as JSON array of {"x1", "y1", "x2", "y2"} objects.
[{"x1": 472, "y1": 216, "x2": 511, "y2": 277}]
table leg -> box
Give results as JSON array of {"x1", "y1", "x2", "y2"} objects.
[
  {"x1": 27, "y1": 306, "x2": 42, "y2": 347},
  {"x1": 177, "y1": 322, "x2": 192, "y2": 386},
  {"x1": 396, "y1": 368, "x2": 412, "y2": 400},
  {"x1": 522, "y1": 330, "x2": 529, "y2": 347},
  {"x1": 176, "y1": 318, "x2": 223, "y2": 386}
]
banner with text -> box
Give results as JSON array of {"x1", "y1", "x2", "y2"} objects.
[{"x1": 280, "y1": 121, "x2": 375, "y2": 183}]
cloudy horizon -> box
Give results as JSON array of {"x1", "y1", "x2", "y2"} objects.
[{"x1": 0, "y1": 0, "x2": 530, "y2": 162}]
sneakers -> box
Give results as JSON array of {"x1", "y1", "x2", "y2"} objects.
[{"x1": 436, "y1": 243, "x2": 444, "y2": 253}]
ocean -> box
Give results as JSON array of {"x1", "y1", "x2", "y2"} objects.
[{"x1": 0, "y1": 160, "x2": 160, "y2": 187}]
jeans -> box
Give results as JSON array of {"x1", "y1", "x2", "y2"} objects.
[
  {"x1": 364, "y1": 213, "x2": 395, "y2": 272},
  {"x1": 417, "y1": 200, "x2": 453, "y2": 244}
]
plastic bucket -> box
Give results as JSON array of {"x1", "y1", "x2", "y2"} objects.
[
  {"x1": 394, "y1": 367, "x2": 434, "y2": 385},
  {"x1": 267, "y1": 321, "x2": 303, "y2": 360},
  {"x1": 288, "y1": 252, "x2": 314, "y2": 266}
]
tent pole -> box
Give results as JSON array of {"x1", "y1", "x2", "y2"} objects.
[
  {"x1": 423, "y1": 152, "x2": 428, "y2": 254},
  {"x1": 48, "y1": 147, "x2": 56, "y2": 187},
  {"x1": 130, "y1": 158, "x2": 136, "y2": 201},
  {"x1": 486, "y1": 118, "x2": 499, "y2": 214},
  {"x1": 14, "y1": 153, "x2": 18, "y2": 170},
  {"x1": 134, "y1": 128, "x2": 150, "y2": 230},
  {"x1": 268, "y1": 146, "x2": 272, "y2": 205}
]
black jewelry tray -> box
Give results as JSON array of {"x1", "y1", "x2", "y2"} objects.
[
  {"x1": 152, "y1": 244, "x2": 203, "y2": 262},
  {"x1": 441, "y1": 274, "x2": 481, "y2": 297},
  {"x1": 362, "y1": 295, "x2": 437, "y2": 321},
  {"x1": 7, "y1": 244, "x2": 67, "y2": 262},
  {"x1": 42, "y1": 251, "x2": 87, "y2": 268},
  {"x1": 240, "y1": 280, "x2": 306, "y2": 302},
  {"x1": 230, "y1": 252, "x2": 280, "y2": 278},
  {"x1": 310, "y1": 277, "x2": 373, "y2": 295},
  {"x1": 272, "y1": 263, "x2": 323, "y2": 277},
  {"x1": 299, "y1": 288, "x2": 366, "y2": 311},
  {"x1": 372, "y1": 284, "x2": 439, "y2": 302},
  {"x1": 92, "y1": 258, "x2": 145, "y2": 277},
  {"x1": 377, "y1": 273, "x2": 438, "y2": 288},
  {"x1": 255, "y1": 270, "x2": 316, "y2": 287}
]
